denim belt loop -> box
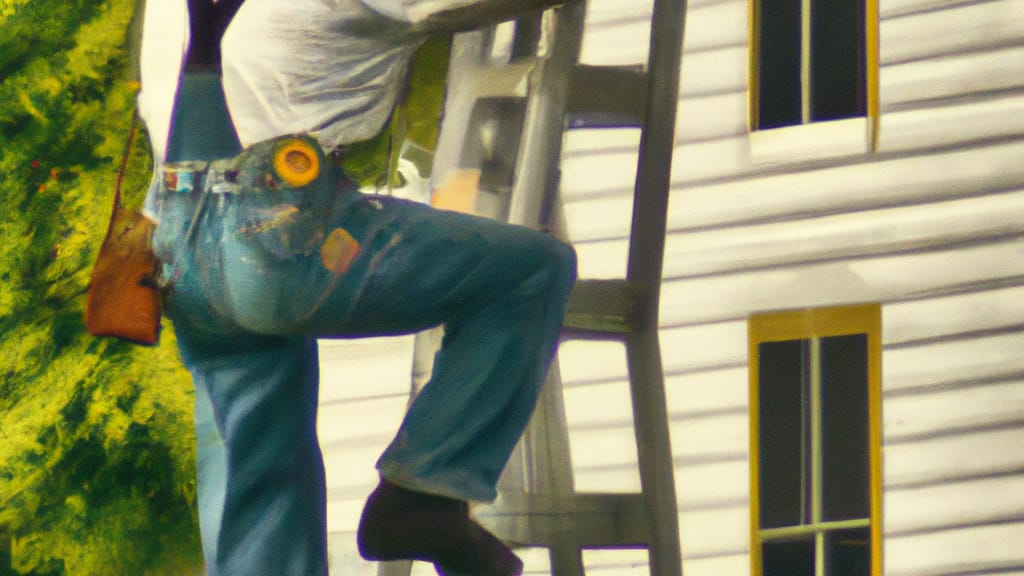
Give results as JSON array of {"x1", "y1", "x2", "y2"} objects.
[{"x1": 161, "y1": 157, "x2": 240, "y2": 196}]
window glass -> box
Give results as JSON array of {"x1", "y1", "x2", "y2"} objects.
[
  {"x1": 763, "y1": 538, "x2": 815, "y2": 576},
  {"x1": 828, "y1": 527, "x2": 871, "y2": 576},
  {"x1": 758, "y1": 339, "x2": 809, "y2": 528},
  {"x1": 820, "y1": 334, "x2": 870, "y2": 522},
  {"x1": 810, "y1": 0, "x2": 866, "y2": 122},
  {"x1": 757, "y1": 0, "x2": 802, "y2": 129},
  {"x1": 754, "y1": 0, "x2": 867, "y2": 129}
]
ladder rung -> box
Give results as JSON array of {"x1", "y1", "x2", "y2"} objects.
[
  {"x1": 566, "y1": 65, "x2": 648, "y2": 129},
  {"x1": 562, "y1": 279, "x2": 637, "y2": 336},
  {"x1": 456, "y1": 60, "x2": 538, "y2": 101},
  {"x1": 474, "y1": 492, "x2": 651, "y2": 548}
]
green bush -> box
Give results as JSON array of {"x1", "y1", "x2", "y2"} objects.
[{"x1": 0, "y1": 1, "x2": 202, "y2": 574}]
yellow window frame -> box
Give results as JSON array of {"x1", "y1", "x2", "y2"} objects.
[
  {"x1": 748, "y1": 0, "x2": 880, "y2": 150},
  {"x1": 748, "y1": 303, "x2": 883, "y2": 576}
]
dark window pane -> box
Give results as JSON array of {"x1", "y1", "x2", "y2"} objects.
[
  {"x1": 758, "y1": 0, "x2": 803, "y2": 129},
  {"x1": 763, "y1": 538, "x2": 815, "y2": 576},
  {"x1": 811, "y1": 0, "x2": 866, "y2": 121},
  {"x1": 820, "y1": 334, "x2": 870, "y2": 521},
  {"x1": 828, "y1": 527, "x2": 871, "y2": 576},
  {"x1": 758, "y1": 339, "x2": 808, "y2": 528}
]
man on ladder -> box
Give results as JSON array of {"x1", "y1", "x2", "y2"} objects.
[{"x1": 134, "y1": 0, "x2": 574, "y2": 574}]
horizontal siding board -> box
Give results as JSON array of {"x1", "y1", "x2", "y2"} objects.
[
  {"x1": 673, "y1": 459, "x2": 749, "y2": 512},
  {"x1": 680, "y1": 553, "x2": 749, "y2": 576},
  {"x1": 667, "y1": 140, "x2": 1024, "y2": 230},
  {"x1": 559, "y1": 133, "x2": 640, "y2": 204},
  {"x1": 579, "y1": 0, "x2": 652, "y2": 66},
  {"x1": 579, "y1": 0, "x2": 653, "y2": 28},
  {"x1": 665, "y1": 369, "x2": 747, "y2": 417},
  {"x1": 581, "y1": 0, "x2": 746, "y2": 65},
  {"x1": 317, "y1": 338, "x2": 415, "y2": 546},
  {"x1": 884, "y1": 427, "x2": 1024, "y2": 488},
  {"x1": 881, "y1": 0, "x2": 984, "y2": 18},
  {"x1": 880, "y1": 0, "x2": 1024, "y2": 65},
  {"x1": 659, "y1": 239, "x2": 1024, "y2": 325},
  {"x1": 558, "y1": 340, "x2": 629, "y2": 385},
  {"x1": 677, "y1": 506, "x2": 749, "y2": 558},
  {"x1": 561, "y1": 141, "x2": 1024, "y2": 241},
  {"x1": 883, "y1": 332, "x2": 1024, "y2": 393},
  {"x1": 884, "y1": 521, "x2": 1024, "y2": 576},
  {"x1": 881, "y1": 45, "x2": 1024, "y2": 107},
  {"x1": 563, "y1": 424, "x2": 642, "y2": 491},
  {"x1": 885, "y1": 475, "x2": 1024, "y2": 535},
  {"x1": 884, "y1": 379, "x2": 1024, "y2": 441},
  {"x1": 661, "y1": 189, "x2": 1024, "y2": 278},
  {"x1": 571, "y1": 237, "x2": 629, "y2": 279},
  {"x1": 669, "y1": 413, "x2": 747, "y2": 462},
  {"x1": 883, "y1": 284, "x2": 1024, "y2": 345},
  {"x1": 879, "y1": 91, "x2": 1024, "y2": 151},
  {"x1": 562, "y1": 126, "x2": 641, "y2": 167},
  {"x1": 678, "y1": 0, "x2": 747, "y2": 52},
  {"x1": 662, "y1": 321, "x2": 747, "y2": 373},
  {"x1": 678, "y1": 45, "x2": 747, "y2": 97},
  {"x1": 573, "y1": 464, "x2": 644, "y2": 493},
  {"x1": 317, "y1": 336, "x2": 415, "y2": 403},
  {"x1": 563, "y1": 379, "x2": 634, "y2": 429},
  {"x1": 318, "y1": 396, "x2": 407, "y2": 518},
  {"x1": 677, "y1": 90, "x2": 748, "y2": 143},
  {"x1": 655, "y1": 285, "x2": 1023, "y2": 378}
]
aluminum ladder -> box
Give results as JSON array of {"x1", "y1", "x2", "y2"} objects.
[{"x1": 381, "y1": 0, "x2": 687, "y2": 573}]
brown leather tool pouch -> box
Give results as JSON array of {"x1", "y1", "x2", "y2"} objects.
[
  {"x1": 86, "y1": 117, "x2": 162, "y2": 346},
  {"x1": 86, "y1": 204, "x2": 162, "y2": 346}
]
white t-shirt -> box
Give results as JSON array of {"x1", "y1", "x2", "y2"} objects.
[{"x1": 139, "y1": 0, "x2": 469, "y2": 162}]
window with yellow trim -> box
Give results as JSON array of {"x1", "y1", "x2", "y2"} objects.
[
  {"x1": 750, "y1": 0, "x2": 878, "y2": 131},
  {"x1": 749, "y1": 304, "x2": 882, "y2": 576}
]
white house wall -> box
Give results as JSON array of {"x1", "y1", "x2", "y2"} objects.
[
  {"x1": 568, "y1": 0, "x2": 1024, "y2": 573},
  {"x1": 318, "y1": 0, "x2": 1024, "y2": 573}
]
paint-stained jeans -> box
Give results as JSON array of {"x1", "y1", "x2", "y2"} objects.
[{"x1": 150, "y1": 125, "x2": 576, "y2": 575}]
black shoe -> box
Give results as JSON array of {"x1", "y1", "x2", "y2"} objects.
[{"x1": 357, "y1": 478, "x2": 523, "y2": 576}]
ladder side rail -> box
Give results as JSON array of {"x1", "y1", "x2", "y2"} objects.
[
  {"x1": 624, "y1": 1, "x2": 688, "y2": 575},
  {"x1": 506, "y1": 0, "x2": 587, "y2": 227},
  {"x1": 626, "y1": 0, "x2": 686, "y2": 293},
  {"x1": 490, "y1": 7, "x2": 588, "y2": 575}
]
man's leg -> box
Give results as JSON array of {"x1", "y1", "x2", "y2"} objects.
[
  {"x1": 192, "y1": 380, "x2": 227, "y2": 568},
  {"x1": 304, "y1": 195, "x2": 576, "y2": 573},
  {"x1": 174, "y1": 327, "x2": 328, "y2": 576},
  {"x1": 165, "y1": 177, "x2": 574, "y2": 574},
  {"x1": 310, "y1": 195, "x2": 576, "y2": 501}
]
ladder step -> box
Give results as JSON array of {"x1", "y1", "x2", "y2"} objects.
[
  {"x1": 563, "y1": 279, "x2": 637, "y2": 336},
  {"x1": 454, "y1": 59, "x2": 538, "y2": 101},
  {"x1": 566, "y1": 64, "x2": 648, "y2": 129},
  {"x1": 474, "y1": 492, "x2": 651, "y2": 548}
]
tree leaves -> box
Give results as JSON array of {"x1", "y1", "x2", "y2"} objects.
[{"x1": 0, "y1": 0, "x2": 201, "y2": 573}]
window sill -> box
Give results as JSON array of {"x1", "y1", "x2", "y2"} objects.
[{"x1": 749, "y1": 117, "x2": 873, "y2": 167}]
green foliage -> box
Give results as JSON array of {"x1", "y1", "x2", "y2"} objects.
[
  {"x1": 341, "y1": 35, "x2": 450, "y2": 188},
  {"x1": 0, "y1": 0, "x2": 202, "y2": 574}
]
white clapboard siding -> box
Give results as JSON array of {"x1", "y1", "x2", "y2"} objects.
[
  {"x1": 564, "y1": 139, "x2": 1024, "y2": 245},
  {"x1": 655, "y1": 0, "x2": 1024, "y2": 570},
  {"x1": 881, "y1": 46, "x2": 1024, "y2": 109},
  {"x1": 572, "y1": 0, "x2": 1024, "y2": 565},
  {"x1": 880, "y1": 0, "x2": 1024, "y2": 65},
  {"x1": 319, "y1": 0, "x2": 1024, "y2": 574},
  {"x1": 885, "y1": 521, "x2": 1024, "y2": 576},
  {"x1": 318, "y1": 337, "x2": 417, "y2": 574}
]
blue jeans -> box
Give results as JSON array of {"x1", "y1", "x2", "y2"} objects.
[{"x1": 151, "y1": 95, "x2": 576, "y2": 574}]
